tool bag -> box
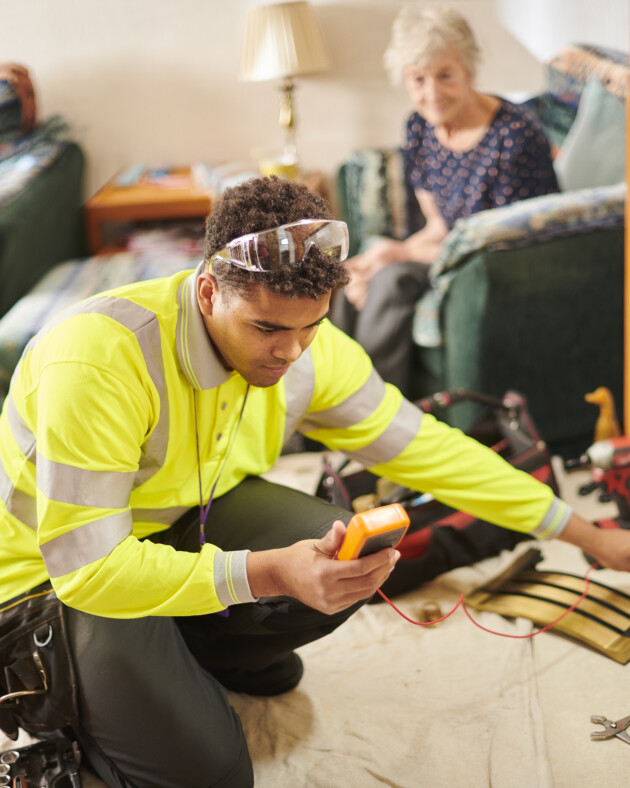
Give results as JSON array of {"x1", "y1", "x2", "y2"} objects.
[
  {"x1": 316, "y1": 389, "x2": 559, "y2": 598},
  {"x1": 0, "y1": 582, "x2": 78, "y2": 740}
]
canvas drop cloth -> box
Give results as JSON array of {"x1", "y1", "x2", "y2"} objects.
[
  {"x1": 232, "y1": 552, "x2": 554, "y2": 788},
  {"x1": 1, "y1": 457, "x2": 628, "y2": 787}
]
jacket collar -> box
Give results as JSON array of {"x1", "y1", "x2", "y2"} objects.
[{"x1": 176, "y1": 262, "x2": 231, "y2": 390}]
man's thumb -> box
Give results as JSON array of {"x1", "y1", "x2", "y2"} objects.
[{"x1": 317, "y1": 519, "x2": 347, "y2": 557}]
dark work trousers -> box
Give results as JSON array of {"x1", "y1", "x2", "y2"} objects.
[
  {"x1": 63, "y1": 477, "x2": 356, "y2": 788},
  {"x1": 331, "y1": 261, "x2": 430, "y2": 398}
]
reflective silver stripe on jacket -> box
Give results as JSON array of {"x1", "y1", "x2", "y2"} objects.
[
  {"x1": 37, "y1": 455, "x2": 135, "y2": 510},
  {"x1": 2, "y1": 296, "x2": 173, "y2": 568},
  {"x1": 342, "y1": 397, "x2": 423, "y2": 467},
  {"x1": 530, "y1": 496, "x2": 572, "y2": 539},
  {"x1": 20, "y1": 295, "x2": 170, "y2": 491},
  {"x1": 283, "y1": 348, "x2": 316, "y2": 445},
  {"x1": 1, "y1": 394, "x2": 37, "y2": 528},
  {"x1": 299, "y1": 368, "x2": 386, "y2": 433},
  {"x1": 40, "y1": 511, "x2": 133, "y2": 578},
  {"x1": 6, "y1": 395, "x2": 36, "y2": 462},
  {"x1": 0, "y1": 466, "x2": 37, "y2": 529}
]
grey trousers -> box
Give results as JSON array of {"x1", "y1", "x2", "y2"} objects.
[
  {"x1": 63, "y1": 477, "x2": 355, "y2": 788},
  {"x1": 331, "y1": 261, "x2": 430, "y2": 398}
]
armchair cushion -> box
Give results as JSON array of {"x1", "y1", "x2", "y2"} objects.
[{"x1": 553, "y1": 75, "x2": 626, "y2": 191}]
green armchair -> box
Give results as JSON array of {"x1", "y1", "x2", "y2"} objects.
[{"x1": 335, "y1": 45, "x2": 627, "y2": 457}]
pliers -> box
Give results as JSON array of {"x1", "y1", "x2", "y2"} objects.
[{"x1": 591, "y1": 714, "x2": 630, "y2": 745}]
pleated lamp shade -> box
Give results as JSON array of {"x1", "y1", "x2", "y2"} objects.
[{"x1": 240, "y1": 2, "x2": 331, "y2": 82}]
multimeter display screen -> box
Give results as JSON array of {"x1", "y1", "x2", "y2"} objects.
[{"x1": 358, "y1": 526, "x2": 408, "y2": 557}]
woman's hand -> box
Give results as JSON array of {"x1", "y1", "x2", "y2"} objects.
[{"x1": 344, "y1": 239, "x2": 407, "y2": 309}]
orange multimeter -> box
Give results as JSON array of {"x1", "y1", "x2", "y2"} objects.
[{"x1": 337, "y1": 503, "x2": 410, "y2": 561}]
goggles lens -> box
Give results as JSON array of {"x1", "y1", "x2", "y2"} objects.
[{"x1": 212, "y1": 219, "x2": 349, "y2": 272}]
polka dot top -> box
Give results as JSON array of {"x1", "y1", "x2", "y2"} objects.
[{"x1": 404, "y1": 101, "x2": 559, "y2": 230}]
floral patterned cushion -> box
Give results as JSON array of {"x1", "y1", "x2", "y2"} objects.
[
  {"x1": 336, "y1": 147, "x2": 423, "y2": 256},
  {"x1": 547, "y1": 44, "x2": 628, "y2": 108}
]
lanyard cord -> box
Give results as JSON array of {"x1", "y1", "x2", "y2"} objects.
[{"x1": 193, "y1": 385, "x2": 250, "y2": 545}]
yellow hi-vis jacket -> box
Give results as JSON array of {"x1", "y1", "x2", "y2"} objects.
[{"x1": 0, "y1": 264, "x2": 571, "y2": 617}]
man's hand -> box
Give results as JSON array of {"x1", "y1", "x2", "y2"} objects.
[
  {"x1": 246, "y1": 520, "x2": 400, "y2": 614},
  {"x1": 559, "y1": 512, "x2": 630, "y2": 571}
]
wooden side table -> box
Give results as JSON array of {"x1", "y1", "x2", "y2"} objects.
[{"x1": 84, "y1": 167, "x2": 212, "y2": 254}]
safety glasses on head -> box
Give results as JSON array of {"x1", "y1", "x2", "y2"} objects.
[{"x1": 211, "y1": 219, "x2": 349, "y2": 273}]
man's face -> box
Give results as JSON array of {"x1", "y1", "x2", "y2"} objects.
[
  {"x1": 404, "y1": 48, "x2": 473, "y2": 128},
  {"x1": 198, "y1": 274, "x2": 331, "y2": 387}
]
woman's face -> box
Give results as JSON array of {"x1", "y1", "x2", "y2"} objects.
[{"x1": 404, "y1": 48, "x2": 474, "y2": 127}]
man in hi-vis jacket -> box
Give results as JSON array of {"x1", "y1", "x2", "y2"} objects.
[{"x1": 1, "y1": 176, "x2": 629, "y2": 788}]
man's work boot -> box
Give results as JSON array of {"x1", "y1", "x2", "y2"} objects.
[{"x1": 211, "y1": 652, "x2": 304, "y2": 696}]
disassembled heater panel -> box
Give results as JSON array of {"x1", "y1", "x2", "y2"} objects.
[{"x1": 464, "y1": 548, "x2": 630, "y2": 663}]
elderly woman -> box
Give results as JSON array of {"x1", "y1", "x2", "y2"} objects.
[{"x1": 333, "y1": 4, "x2": 559, "y2": 397}]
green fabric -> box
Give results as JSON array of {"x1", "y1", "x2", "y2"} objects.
[
  {"x1": 0, "y1": 84, "x2": 21, "y2": 144},
  {"x1": 554, "y1": 75, "x2": 626, "y2": 190},
  {"x1": 0, "y1": 142, "x2": 85, "y2": 319},
  {"x1": 413, "y1": 182, "x2": 626, "y2": 347},
  {"x1": 521, "y1": 93, "x2": 578, "y2": 150},
  {"x1": 424, "y1": 227, "x2": 625, "y2": 456}
]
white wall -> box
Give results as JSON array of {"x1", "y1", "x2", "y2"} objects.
[
  {"x1": 498, "y1": 0, "x2": 629, "y2": 62},
  {"x1": 1, "y1": 0, "x2": 626, "y2": 198}
]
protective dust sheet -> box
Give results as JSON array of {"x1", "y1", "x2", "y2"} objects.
[
  {"x1": 3, "y1": 542, "x2": 628, "y2": 787},
  {"x1": 230, "y1": 551, "x2": 552, "y2": 788},
  {"x1": 3, "y1": 460, "x2": 628, "y2": 786}
]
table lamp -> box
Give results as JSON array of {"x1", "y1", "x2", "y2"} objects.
[{"x1": 239, "y1": 1, "x2": 331, "y2": 176}]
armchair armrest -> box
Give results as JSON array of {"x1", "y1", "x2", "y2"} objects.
[
  {"x1": 414, "y1": 182, "x2": 626, "y2": 348},
  {"x1": 413, "y1": 183, "x2": 625, "y2": 453}
]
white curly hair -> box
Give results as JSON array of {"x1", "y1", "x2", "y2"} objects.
[{"x1": 383, "y1": 4, "x2": 481, "y2": 85}]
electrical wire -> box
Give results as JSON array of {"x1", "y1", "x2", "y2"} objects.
[{"x1": 376, "y1": 561, "x2": 600, "y2": 639}]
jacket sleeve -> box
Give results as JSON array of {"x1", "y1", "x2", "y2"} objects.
[
  {"x1": 300, "y1": 323, "x2": 570, "y2": 539},
  {"x1": 33, "y1": 360, "x2": 246, "y2": 618}
]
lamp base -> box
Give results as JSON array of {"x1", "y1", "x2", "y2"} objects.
[{"x1": 258, "y1": 153, "x2": 299, "y2": 181}]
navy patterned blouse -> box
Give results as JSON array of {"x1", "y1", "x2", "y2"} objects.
[{"x1": 404, "y1": 101, "x2": 559, "y2": 230}]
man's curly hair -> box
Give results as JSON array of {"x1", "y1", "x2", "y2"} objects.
[{"x1": 204, "y1": 176, "x2": 350, "y2": 300}]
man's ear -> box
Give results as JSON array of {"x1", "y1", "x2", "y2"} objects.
[{"x1": 197, "y1": 271, "x2": 219, "y2": 317}]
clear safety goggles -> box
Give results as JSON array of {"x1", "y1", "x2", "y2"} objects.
[{"x1": 211, "y1": 219, "x2": 349, "y2": 273}]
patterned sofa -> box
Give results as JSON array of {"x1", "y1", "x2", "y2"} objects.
[{"x1": 336, "y1": 45, "x2": 627, "y2": 457}]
